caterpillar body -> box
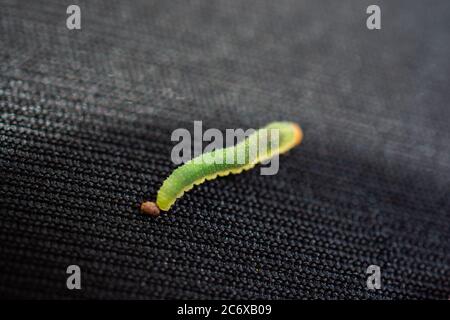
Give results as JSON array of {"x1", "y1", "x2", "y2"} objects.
[{"x1": 141, "y1": 121, "x2": 303, "y2": 216}]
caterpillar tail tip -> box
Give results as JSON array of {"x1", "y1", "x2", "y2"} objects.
[
  {"x1": 292, "y1": 123, "x2": 303, "y2": 146},
  {"x1": 140, "y1": 201, "x2": 160, "y2": 217}
]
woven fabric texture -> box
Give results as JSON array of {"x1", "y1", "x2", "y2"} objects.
[{"x1": 0, "y1": 0, "x2": 449, "y2": 299}]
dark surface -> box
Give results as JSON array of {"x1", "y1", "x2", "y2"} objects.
[{"x1": 0, "y1": 0, "x2": 449, "y2": 299}]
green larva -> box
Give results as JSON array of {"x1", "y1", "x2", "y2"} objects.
[{"x1": 141, "y1": 121, "x2": 303, "y2": 216}]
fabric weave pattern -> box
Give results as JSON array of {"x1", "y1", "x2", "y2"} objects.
[{"x1": 0, "y1": 0, "x2": 449, "y2": 299}]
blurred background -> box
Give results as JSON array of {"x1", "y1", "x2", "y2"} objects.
[{"x1": 0, "y1": 0, "x2": 449, "y2": 299}]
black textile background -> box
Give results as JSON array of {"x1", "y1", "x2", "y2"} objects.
[{"x1": 0, "y1": 0, "x2": 449, "y2": 299}]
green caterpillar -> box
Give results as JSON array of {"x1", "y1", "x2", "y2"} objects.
[{"x1": 141, "y1": 121, "x2": 303, "y2": 216}]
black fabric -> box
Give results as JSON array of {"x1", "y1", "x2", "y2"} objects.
[{"x1": 1, "y1": 0, "x2": 449, "y2": 299}]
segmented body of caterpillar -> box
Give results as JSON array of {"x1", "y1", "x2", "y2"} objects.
[{"x1": 141, "y1": 121, "x2": 303, "y2": 216}]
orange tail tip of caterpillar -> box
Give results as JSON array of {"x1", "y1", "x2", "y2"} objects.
[
  {"x1": 140, "y1": 201, "x2": 160, "y2": 217},
  {"x1": 292, "y1": 123, "x2": 303, "y2": 146}
]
